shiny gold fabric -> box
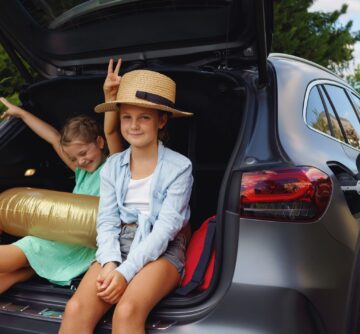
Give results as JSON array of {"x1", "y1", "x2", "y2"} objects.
[{"x1": 0, "y1": 187, "x2": 99, "y2": 248}]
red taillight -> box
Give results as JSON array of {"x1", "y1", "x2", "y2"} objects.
[{"x1": 240, "y1": 167, "x2": 332, "y2": 222}]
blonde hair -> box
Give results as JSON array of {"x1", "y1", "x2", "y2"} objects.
[{"x1": 60, "y1": 115, "x2": 103, "y2": 146}]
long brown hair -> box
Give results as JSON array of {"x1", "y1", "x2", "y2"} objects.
[{"x1": 158, "y1": 110, "x2": 171, "y2": 144}]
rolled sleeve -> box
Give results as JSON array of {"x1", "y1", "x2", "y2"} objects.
[{"x1": 96, "y1": 163, "x2": 122, "y2": 266}]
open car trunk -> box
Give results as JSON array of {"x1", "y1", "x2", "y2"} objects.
[{"x1": 0, "y1": 65, "x2": 247, "y2": 332}]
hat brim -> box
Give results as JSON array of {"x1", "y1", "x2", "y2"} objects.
[{"x1": 94, "y1": 100, "x2": 193, "y2": 118}]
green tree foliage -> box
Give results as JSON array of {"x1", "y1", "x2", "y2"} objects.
[
  {"x1": 0, "y1": 44, "x2": 25, "y2": 113},
  {"x1": 347, "y1": 65, "x2": 360, "y2": 93},
  {"x1": 272, "y1": 0, "x2": 360, "y2": 73},
  {"x1": 0, "y1": 44, "x2": 26, "y2": 95}
]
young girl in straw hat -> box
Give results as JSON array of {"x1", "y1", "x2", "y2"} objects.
[
  {"x1": 0, "y1": 60, "x2": 124, "y2": 291},
  {"x1": 60, "y1": 66, "x2": 193, "y2": 333}
]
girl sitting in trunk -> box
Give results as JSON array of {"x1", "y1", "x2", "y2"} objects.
[
  {"x1": 0, "y1": 59, "x2": 123, "y2": 291},
  {"x1": 60, "y1": 68, "x2": 193, "y2": 334}
]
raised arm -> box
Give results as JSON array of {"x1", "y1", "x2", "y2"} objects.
[
  {"x1": 0, "y1": 97, "x2": 76, "y2": 171},
  {"x1": 103, "y1": 59, "x2": 124, "y2": 155}
]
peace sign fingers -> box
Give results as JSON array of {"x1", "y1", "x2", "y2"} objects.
[
  {"x1": 107, "y1": 58, "x2": 114, "y2": 74},
  {"x1": 113, "y1": 58, "x2": 122, "y2": 77},
  {"x1": 104, "y1": 58, "x2": 122, "y2": 102},
  {"x1": 107, "y1": 58, "x2": 122, "y2": 77}
]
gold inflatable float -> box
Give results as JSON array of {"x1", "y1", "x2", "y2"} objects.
[{"x1": 0, "y1": 188, "x2": 99, "y2": 248}]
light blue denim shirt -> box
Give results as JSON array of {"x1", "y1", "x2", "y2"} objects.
[{"x1": 96, "y1": 142, "x2": 193, "y2": 282}]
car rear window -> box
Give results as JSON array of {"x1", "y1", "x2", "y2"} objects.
[
  {"x1": 19, "y1": 0, "x2": 85, "y2": 27},
  {"x1": 19, "y1": 0, "x2": 231, "y2": 29}
]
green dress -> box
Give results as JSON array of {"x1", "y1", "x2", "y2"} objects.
[{"x1": 13, "y1": 165, "x2": 104, "y2": 286}]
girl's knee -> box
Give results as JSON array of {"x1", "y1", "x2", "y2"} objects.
[
  {"x1": 63, "y1": 296, "x2": 83, "y2": 319},
  {"x1": 60, "y1": 296, "x2": 99, "y2": 333},
  {"x1": 113, "y1": 300, "x2": 143, "y2": 323}
]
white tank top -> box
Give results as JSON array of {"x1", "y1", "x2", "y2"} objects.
[{"x1": 124, "y1": 173, "x2": 153, "y2": 217}]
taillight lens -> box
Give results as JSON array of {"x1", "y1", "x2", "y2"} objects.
[{"x1": 240, "y1": 167, "x2": 332, "y2": 222}]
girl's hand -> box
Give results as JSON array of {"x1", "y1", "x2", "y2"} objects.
[
  {"x1": 0, "y1": 97, "x2": 25, "y2": 120},
  {"x1": 96, "y1": 261, "x2": 118, "y2": 291},
  {"x1": 103, "y1": 59, "x2": 122, "y2": 102},
  {"x1": 97, "y1": 270, "x2": 127, "y2": 304}
]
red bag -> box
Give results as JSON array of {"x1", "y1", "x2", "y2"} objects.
[{"x1": 176, "y1": 216, "x2": 216, "y2": 295}]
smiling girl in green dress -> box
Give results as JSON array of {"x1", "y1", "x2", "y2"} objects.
[{"x1": 0, "y1": 59, "x2": 123, "y2": 292}]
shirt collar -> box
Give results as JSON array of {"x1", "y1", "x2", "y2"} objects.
[
  {"x1": 120, "y1": 141, "x2": 165, "y2": 167},
  {"x1": 120, "y1": 146, "x2": 131, "y2": 167}
]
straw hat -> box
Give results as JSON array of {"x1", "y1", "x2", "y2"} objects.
[{"x1": 95, "y1": 69, "x2": 193, "y2": 117}]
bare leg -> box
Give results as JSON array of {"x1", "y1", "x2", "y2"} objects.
[
  {"x1": 112, "y1": 257, "x2": 180, "y2": 334},
  {"x1": 0, "y1": 245, "x2": 29, "y2": 272},
  {"x1": 0, "y1": 268, "x2": 34, "y2": 293},
  {"x1": 59, "y1": 262, "x2": 113, "y2": 334},
  {"x1": 0, "y1": 245, "x2": 32, "y2": 293}
]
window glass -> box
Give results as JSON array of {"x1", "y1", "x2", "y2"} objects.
[
  {"x1": 306, "y1": 87, "x2": 331, "y2": 136},
  {"x1": 19, "y1": 0, "x2": 85, "y2": 27},
  {"x1": 19, "y1": 0, "x2": 231, "y2": 29},
  {"x1": 324, "y1": 84, "x2": 360, "y2": 149},
  {"x1": 319, "y1": 86, "x2": 345, "y2": 142}
]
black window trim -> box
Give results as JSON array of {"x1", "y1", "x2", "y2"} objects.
[
  {"x1": 349, "y1": 91, "x2": 360, "y2": 120},
  {"x1": 316, "y1": 85, "x2": 335, "y2": 137}
]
